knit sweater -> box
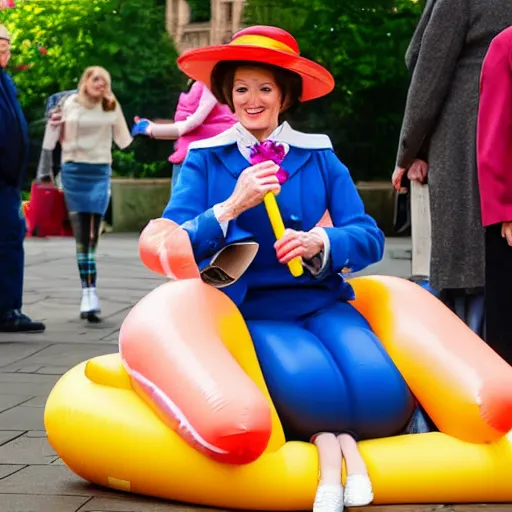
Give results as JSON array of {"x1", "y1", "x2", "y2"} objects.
[{"x1": 42, "y1": 94, "x2": 132, "y2": 164}]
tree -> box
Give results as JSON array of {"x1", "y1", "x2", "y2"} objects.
[
  {"x1": 2, "y1": 0, "x2": 186, "y2": 179},
  {"x1": 2, "y1": 0, "x2": 185, "y2": 118},
  {"x1": 243, "y1": 0, "x2": 424, "y2": 180}
]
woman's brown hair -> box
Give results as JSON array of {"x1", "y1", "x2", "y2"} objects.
[
  {"x1": 210, "y1": 61, "x2": 302, "y2": 114},
  {"x1": 78, "y1": 66, "x2": 117, "y2": 112}
]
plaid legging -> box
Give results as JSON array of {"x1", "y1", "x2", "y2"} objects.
[{"x1": 69, "y1": 212, "x2": 102, "y2": 288}]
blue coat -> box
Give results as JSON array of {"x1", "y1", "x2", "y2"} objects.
[
  {"x1": 162, "y1": 123, "x2": 413, "y2": 440},
  {"x1": 163, "y1": 123, "x2": 385, "y2": 321},
  {"x1": 0, "y1": 68, "x2": 29, "y2": 189}
]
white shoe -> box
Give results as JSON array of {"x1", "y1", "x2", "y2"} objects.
[
  {"x1": 313, "y1": 482, "x2": 344, "y2": 512},
  {"x1": 88, "y1": 287, "x2": 101, "y2": 313},
  {"x1": 80, "y1": 288, "x2": 91, "y2": 317},
  {"x1": 80, "y1": 288, "x2": 101, "y2": 318},
  {"x1": 344, "y1": 474, "x2": 374, "y2": 507}
]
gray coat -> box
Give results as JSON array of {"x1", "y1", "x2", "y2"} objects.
[{"x1": 396, "y1": 0, "x2": 512, "y2": 291}]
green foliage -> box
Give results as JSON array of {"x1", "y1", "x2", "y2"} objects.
[
  {"x1": 1, "y1": 0, "x2": 186, "y2": 181},
  {"x1": 244, "y1": 0, "x2": 423, "y2": 180},
  {"x1": 112, "y1": 143, "x2": 173, "y2": 179}
]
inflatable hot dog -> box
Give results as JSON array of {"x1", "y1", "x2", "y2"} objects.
[
  {"x1": 119, "y1": 280, "x2": 273, "y2": 464},
  {"x1": 44, "y1": 219, "x2": 512, "y2": 508}
]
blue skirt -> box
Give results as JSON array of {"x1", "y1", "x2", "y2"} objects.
[{"x1": 61, "y1": 162, "x2": 111, "y2": 215}]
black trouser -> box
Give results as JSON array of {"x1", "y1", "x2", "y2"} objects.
[
  {"x1": 68, "y1": 212, "x2": 102, "y2": 289},
  {"x1": 0, "y1": 185, "x2": 25, "y2": 314},
  {"x1": 485, "y1": 223, "x2": 512, "y2": 365}
]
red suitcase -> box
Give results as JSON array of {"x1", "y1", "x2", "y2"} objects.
[{"x1": 24, "y1": 182, "x2": 73, "y2": 237}]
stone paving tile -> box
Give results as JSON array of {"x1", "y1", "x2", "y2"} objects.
[
  {"x1": 25, "y1": 299, "x2": 133, "y2": 325},
  {"x1": 0, "y1": 372, "x2": 58, "y2": 384},
  {"x1": 0, "y1": 343, "x2": 50, "y2": 368},
  {"x1": 0, "y1": 434, "x2": 57, "y2": 464},
  {"x1": 0, "y1": 344, "x2": 116, "y2": 372},
  {"x1": 25, "y1": 431, "x2": 47, "y2": 438},
  {"x1": 0, "y1": 465, "x2": 131, "y2": 499},
  {"x1": 35, "y1": 366, "x2": 75, "y2": 375},
  {"x1": 15, "y1": 365, "x2": 45, "y2": 373},
  {"x1": 19, "y1": 397, "x2": 46, "y2": 407},
  {"x1": 79, "y1": 497, "x2": 204, "y2": 511},
  {"x1": 0, "y1": 395, "x2": 32, "y2": 413},
  {"x1": 0, "y1": 381, "x2": 56, "y2": 397},
  {"x1": 0, "y1": 431, "x2": 25, "y2": 446},
  {"x1": 0, "y1": 405, "x2": 45, "y2": 430},
  {"x1": 0, "y1": 464, "x2": 25, "y2": 479},
  {"x1": 0, "y1": 494, "x2": 89, "y2": 512}
]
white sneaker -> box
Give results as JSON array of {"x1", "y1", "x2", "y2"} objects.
[
  {"x1": 313, "y1": 482, "x2": 344, "y2": 512},
  {"x1": 88, "y1": 287, "x2": 101, "y2": 313},
  {"x1": 80, "y1": 288, "x2": 101, "y2": 318},
  {"x1": 344, "y1": 474, "x2": 374, "y2": 507},
  {"x1": 80, "y1": 288, "x2": 91, "y2": 317}
]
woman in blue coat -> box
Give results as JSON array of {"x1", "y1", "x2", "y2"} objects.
[{"x1": 141, "y1": 25, "x2": 416, "y2": 512}]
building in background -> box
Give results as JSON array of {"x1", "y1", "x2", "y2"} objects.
[{"x1": 166, "y1": 0, "x2": 246, "y2": 53}]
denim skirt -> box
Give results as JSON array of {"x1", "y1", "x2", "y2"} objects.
[{"x1": 61, "y1": 162, "x2": 111, "y2": 215}]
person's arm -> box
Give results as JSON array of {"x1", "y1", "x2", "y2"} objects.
[
  {"x1": 149, "y1": 86, "x2": 218, "y2": 140},
  {"x1": 162, "y1": 149, "x2": 254, "y2": 263},
  {"x1": 113, "y1": 102, "x2": 133, "y2": 149},
  {"x1": 396, "y1": 0, "x2": 469, "y2": 169},
  {"x1": 317, "y1": 150, "x2": 385, "y2": 273},
  {"x1": 477, "y1": 34, "x2": 512, "y2": 224}
]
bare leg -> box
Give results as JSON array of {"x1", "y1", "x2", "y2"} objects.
[
  {"x1": 312, "y1": 433, "x2": 344, "y2": 512},
  {"x1": 337, "y1": 434, "x2": 373, "y2": 507},
  {"x1": 337, "y1": 434, "x2": 367, "y2": 475}
]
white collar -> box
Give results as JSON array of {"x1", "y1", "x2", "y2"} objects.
[
  {"x1": 188, "y1": 121, "x2": 333, "y2": 152},
  {"x1": 235, "y1": 123, "x2": 289, "y2": 163}
]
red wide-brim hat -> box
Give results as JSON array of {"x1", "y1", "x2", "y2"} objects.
[{"x1": 177, "y1": 25, "x2": 335, "y2": 102}]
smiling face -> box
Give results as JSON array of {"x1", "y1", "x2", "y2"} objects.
[{"x1": 232, "y1": 66, "x2": 282, "y2": 141}]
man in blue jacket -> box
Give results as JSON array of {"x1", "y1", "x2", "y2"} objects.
[{"x1": 0, "y1": 24, "x2": 45, "y2": 332}]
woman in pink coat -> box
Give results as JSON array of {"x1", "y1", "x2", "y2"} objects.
[
  {"x1": 133, "y1": 81, "x2": 237, "y2": 186},
  {"x1": 477, "y1": 26, "x2": 512, "y2": 364}
]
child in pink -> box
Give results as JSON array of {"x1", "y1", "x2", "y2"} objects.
[{"x1": 140, "y1": 81, "x2": 237, "y2": 186}]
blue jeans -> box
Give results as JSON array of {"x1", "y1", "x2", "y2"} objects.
[{"x1": 0, "y1": 185, "x2": 25, "y2": 313}]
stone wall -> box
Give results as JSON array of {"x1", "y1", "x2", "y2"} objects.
[{"x1": 111, "y1": 178, "x2": 398, "y2": 236}]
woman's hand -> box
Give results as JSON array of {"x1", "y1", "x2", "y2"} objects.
[
  {"x1": 49, "y1": 109, "x2": 63, "y2": 127},
  {"x1": 274, "y1": 229, "x2": 324, "y2": 264},
  {"x1": 219, "y1": 161, "x2": 281, "y2": 221},
  {"x1": 407, "y1": 159, "x2": 428, "y2": 184},
  {"x1": 502, "y1": 222, "x2": 512, "y2": 246}
]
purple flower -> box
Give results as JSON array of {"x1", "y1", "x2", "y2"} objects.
[{"x1": 249, "y1": 140, "x2": 289, "y2": 184}]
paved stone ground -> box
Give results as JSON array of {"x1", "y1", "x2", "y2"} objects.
[{"x1": 0, "y1": 235, "x2": 507, "y2": 512}]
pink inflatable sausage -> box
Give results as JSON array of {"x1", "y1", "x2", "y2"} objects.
[{"x1": 120, "y1": 275, "x2": 272, "y2": 464}]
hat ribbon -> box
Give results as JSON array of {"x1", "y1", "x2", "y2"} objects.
[{"x1": 229, "y1": 35, "x2": 298, "y2": 56}]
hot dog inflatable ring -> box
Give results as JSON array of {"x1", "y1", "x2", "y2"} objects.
[{"x1": 45, "y1": 219, "x2": 512, "y2": 509}]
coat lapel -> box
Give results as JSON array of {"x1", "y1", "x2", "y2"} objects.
[
  {"x1": 215, "y1": 143, "x2": 312, "y2": 181},
  {"x1": 281, "y1": 146, "x2": 312, "y2": 180},
  {"x1": 215, "y1": 144, "x2": 249, "y2": 178}
]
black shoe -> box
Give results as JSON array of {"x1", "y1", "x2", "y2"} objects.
[
  {"x1": 85, "y1": 312, "x2": 101, "y2": 324},
  {"x1": 0, "y1": 309, "x2": 46, "y2": 333}
]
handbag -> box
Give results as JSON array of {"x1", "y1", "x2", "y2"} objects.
[{"x1": 25, "y1": 182, "x2": 72, "y2": 237}]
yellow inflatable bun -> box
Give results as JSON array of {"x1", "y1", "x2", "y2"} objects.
[{"x1": 45, "y1": 276, "x2": 512, "y2": 509}]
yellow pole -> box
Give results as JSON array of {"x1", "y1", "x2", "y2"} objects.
[{"x1": 263, "y1": 193, "x2": 303, "y2": 277}]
